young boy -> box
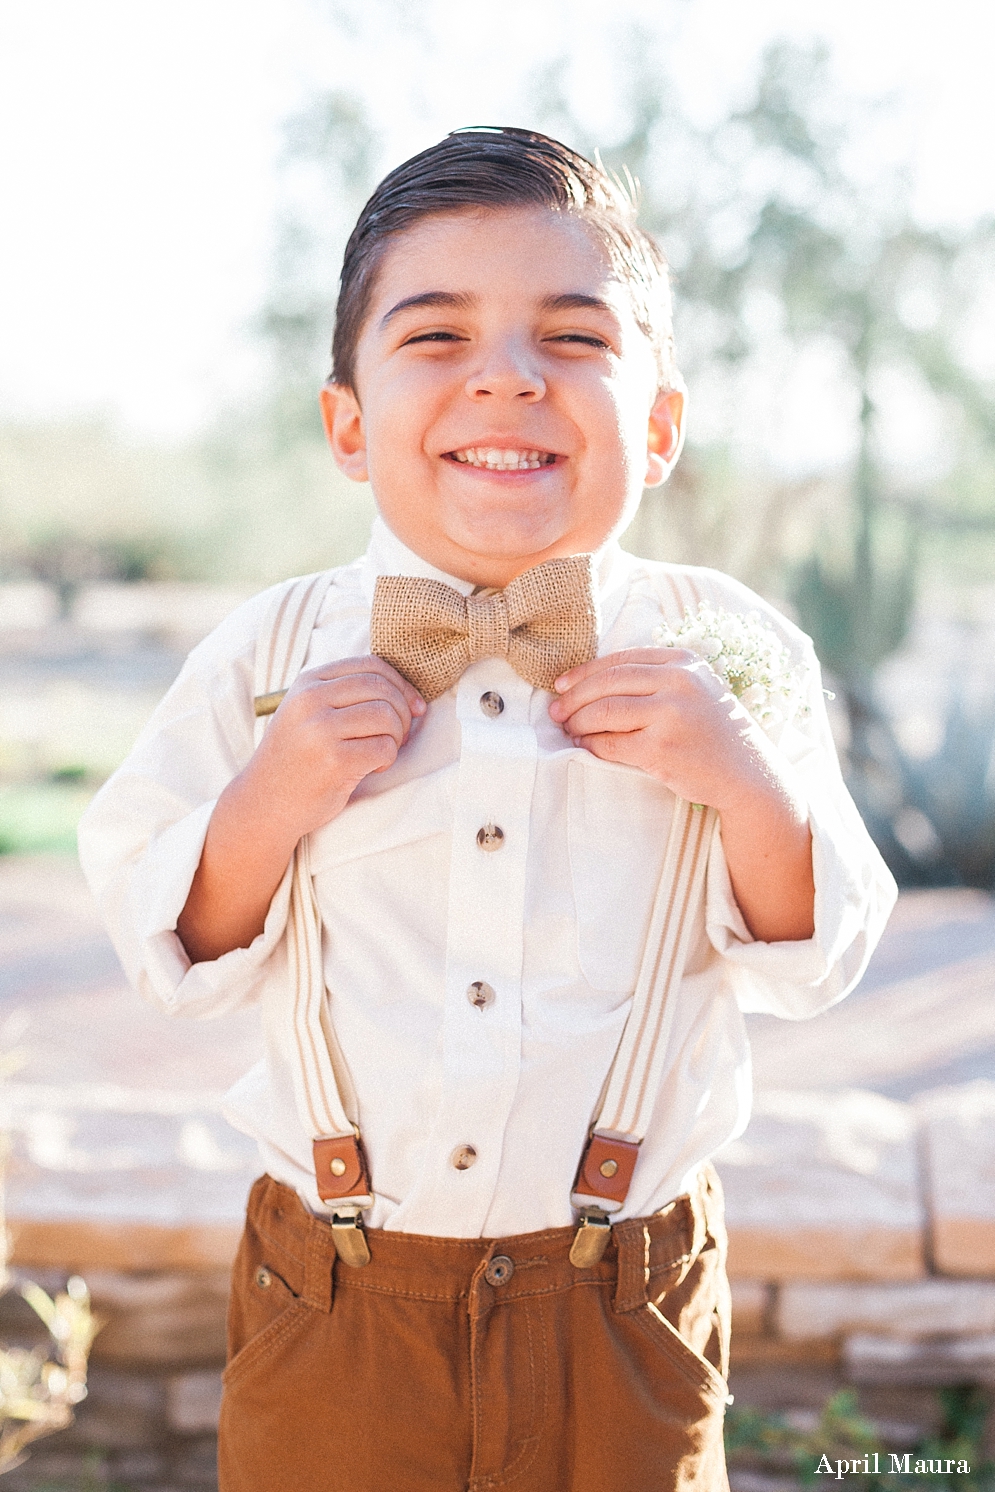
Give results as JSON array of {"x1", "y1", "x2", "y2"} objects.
[{"x1": 78, "y1": 128, "x2": 895, "y2": 1491}]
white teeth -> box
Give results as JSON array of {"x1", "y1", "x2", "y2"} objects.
[{"x1": 450, "y1": 447, "x2": 553, "y2": 470}]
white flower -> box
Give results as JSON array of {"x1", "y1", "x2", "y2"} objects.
[{"x1": 652, "y1": 602, "x2": 810, "y2": 732}]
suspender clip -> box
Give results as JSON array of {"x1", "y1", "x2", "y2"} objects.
[
  {"x1": 569, "y1": 1207, "x2": 612, "y2": 1268},
  {"x1": 331, "y1": 1207, "x2": 371, "y2": 1269}
]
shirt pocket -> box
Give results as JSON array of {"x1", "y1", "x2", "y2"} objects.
[
  {"x1": 567, "y1": 755, "x2": 676, "y2": 992},
  {"x1": 308, "y1": 765, "x2": 455, "y2": 874}
]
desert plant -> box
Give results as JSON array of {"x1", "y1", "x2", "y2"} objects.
[
  {"x1": 0, "y1": 1276, "x2": 101, "y2": 1476},
  {"x1": 0, "y1": 1120, "x2": 101, "y2": 1475}
]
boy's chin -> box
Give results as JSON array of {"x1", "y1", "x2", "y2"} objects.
[{"x1": 444, "y1": 527, "x2": 598, "y2": 571}]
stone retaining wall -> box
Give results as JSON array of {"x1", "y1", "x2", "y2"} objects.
[
  {"x1": 1, "y1": 1080, "x2": 991, "y2": 1486},
  {"x1": 722, "y1": 1083, "x2": 995, "y2": 1385}
]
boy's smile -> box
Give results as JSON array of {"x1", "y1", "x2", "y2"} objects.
[{"x1": 321, "y1": 207, "x2": 684, "y2": 587}]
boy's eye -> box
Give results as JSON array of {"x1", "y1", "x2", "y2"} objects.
[
  {"x1": 402, "y1": 330, "x2": 467, "y2": 345},
  {"x1": 548, "y1": 333, "x2": 610, "y2": 348}
]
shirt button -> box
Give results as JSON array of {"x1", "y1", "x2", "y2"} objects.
[
  {"x1": 476, "y1": 823, "x2": 505, "y2": 851},
  {"x1": 451, "y1": 1144, "x2": 478, "y2": 1171},
  {"x1": 479, "y1": 690, "x2": 505, "y2": 718},
  {"x1": 467, "y1": 981, "x2": 495, "y2": 1011}
]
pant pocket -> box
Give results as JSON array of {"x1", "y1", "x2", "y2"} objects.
[
  {"x1": 632, "y1": 1300, "x2": 729, "y2": 1404},
  {"x1": 225, "y1": 1204, "x2": 308, "y2": 1375}
]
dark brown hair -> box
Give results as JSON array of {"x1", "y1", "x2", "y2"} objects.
[{"x1": 330, "y1": 126, "x2": 677, "y2": 391}]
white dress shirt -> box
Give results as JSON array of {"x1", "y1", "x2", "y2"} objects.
[{"x1": 77, "y1": 520, "x2": 897, "y2": 1237}]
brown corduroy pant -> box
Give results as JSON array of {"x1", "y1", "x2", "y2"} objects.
[{"x1": 218, "y1": 1169, "x2": 731, "y2": 1492}]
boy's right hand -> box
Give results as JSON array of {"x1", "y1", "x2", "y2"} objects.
[
  {"x1": 245, "y1": 656, "x2": 426, "y2": 843},
  {"x1": 176, "y1": 657, "x2": 424, "y2": 964}
]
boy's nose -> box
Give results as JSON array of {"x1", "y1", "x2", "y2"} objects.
[{"x1": 465, "y1": 341, "x2": 545, "y2": 401}]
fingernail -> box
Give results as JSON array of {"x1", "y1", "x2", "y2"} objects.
[{"x1": 554, "y1": 675, "x2": 569, "y2": 691}]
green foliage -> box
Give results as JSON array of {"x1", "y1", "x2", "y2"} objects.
[
  {"x1": 0, "y1": 413, "x2": 375, "y2": 589},
  {"x1": 21, "y1": 1448, "x2": 134, "y2": 1492},
  {"x1": 794, "y1": 546, "x2": 917, "y2": 680},
  {"x1": 726, "y1": 1387, "x2": 995, "y2": 1490},
  {"x1": 0, "y1": 786, "x2": 96, "y2": 856}
]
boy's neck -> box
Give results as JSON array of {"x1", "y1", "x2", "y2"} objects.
[{"x1": 368, "y1": 514, "x2": 611, "y2": 591}]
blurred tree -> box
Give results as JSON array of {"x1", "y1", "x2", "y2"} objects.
[
  {"x1": 259, "y1": 89, "x2": 383, "y2": 444},
  {"x1": 535, "y1": 37, "x2": 995, "y2": 884},
  {"x1": 251, "y1": 25, "x2": 995, "y2": 881}
]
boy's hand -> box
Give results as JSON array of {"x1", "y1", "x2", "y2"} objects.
[
  {"x1": 177, "y1": 657, "x2": 424, "y2": 964},
  {"x1": 550, "y1": 648, "x2": 816, "y2": 942},
  {"x1": 549, "y1": 648, "x2": 764, "y2": 811},
  {"x1": 246, "y1": 657, "x2": 426, "y2": 843}
]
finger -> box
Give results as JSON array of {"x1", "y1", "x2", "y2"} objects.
[
  {"x1": 304, "y1": 656, "x2": 426, "y2": 715},
  {"x1": 559, "y1": 695, "x2": 650, "y2": 739},
  {"x1": 574, "y1": 731, "x2": 632, "y2": 764},
  {"x1": 323, "y1": 699, "x2": 409, "y2": 748},
  {"x1": 300, "y1": 672, "x2": 418, "y2": 732},
  {"x1": 550, "y1": 662, "x2": 677, "y2": 721},
  {"x1": 554, "y1": 647, "x2": 688, "y2": 693},
  {"x1": 334, "y1": 734, "x2": 400, "y2": 776}
]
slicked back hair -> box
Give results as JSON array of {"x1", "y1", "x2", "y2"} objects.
[{"x1": 330, "y1": 126, "x2": 677, "y2": 392}]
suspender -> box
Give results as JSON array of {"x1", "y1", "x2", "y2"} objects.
[
  {"x1": 567, "y1": 797, "x2": 716, "y2": 1264},
  {"x1": 252, "y1": 569, "x2": 715, "y2": 1268},
  {"x1": 253, "y1": 573, "x2": 373, "y2": 1266}
]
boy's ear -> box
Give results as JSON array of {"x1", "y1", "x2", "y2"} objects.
[
  {"x1": 319, "y1": 384, "x2": 369, "y2": 483},
  {"x1": 644, "y1": 387, "x2": 686, "y2": 488}
]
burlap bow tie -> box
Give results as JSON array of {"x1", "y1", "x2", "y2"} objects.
[{"x1": 370, "y1": 554, "x2": 600, "y2": 701}]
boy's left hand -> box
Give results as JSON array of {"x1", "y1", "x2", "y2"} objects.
[
  {"x1": 550, "y1": 648, "x2": 768, "y2": 812},
  {"x1": 549, "y1": 648, "x2": 817, "y2": 942}
]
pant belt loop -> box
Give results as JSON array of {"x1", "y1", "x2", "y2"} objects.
[
  {"x1": 612, "y1": 1218, "x2": 651, "y2": 1313},
  {"x1": 302, "y1": 1216, "x2": 336, "y2": 1313}
]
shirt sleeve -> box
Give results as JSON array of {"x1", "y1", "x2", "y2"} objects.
[
  {"x1": 694, "y1": 585, "x2": 897, "y2": 1019},
  {"x1": 77, "y1": 587, "x2": 293, "y2": 1019}
]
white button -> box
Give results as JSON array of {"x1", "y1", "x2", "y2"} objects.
[
  {"x1": 479, "y1": 691, "x2": 505, "y2": 718},
  {"x1": 451, "y1": 1144, "x2": 478, "y2": 1171},
  {"x1": 467, "y1": 981, "x2": 495, "y2": 1011},
  {"x1": 476, "y1": 824, "x2": 505, "y2": 851}
]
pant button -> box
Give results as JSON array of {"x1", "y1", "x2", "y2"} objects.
[{"x1": 484, "y1": 1254, "x2": 515, "y2": 1287}]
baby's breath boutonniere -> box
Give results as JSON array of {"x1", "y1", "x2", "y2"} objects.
[{"x1": 652, "y1": 603, "x2": 810, "y2": 733}]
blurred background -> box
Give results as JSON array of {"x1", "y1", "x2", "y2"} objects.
[
  {"x1": 2, "y1": 6, "x2": 995, "y2": 1483},
  {"x1": 4, "y1": 0, "x2": 995, "y2": 886}
]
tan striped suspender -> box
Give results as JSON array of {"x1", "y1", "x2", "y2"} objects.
[
  {"x1": 253, "y1": 567, "x2": 715, "y2": 1268},
  {"x1": 253, "y1": 572, "x2": 374, "y2": 1267},
  {"x1": 567, "y1": 569, "x2": 716, "y2": 1263}
]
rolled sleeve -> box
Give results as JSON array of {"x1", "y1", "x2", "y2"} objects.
[
  {"x1": 128, "y1": 803, "x2": 294, "y2": 1019},
  {"x1": 77, "y1": 584, "x2": 294, "y2": 1021}
]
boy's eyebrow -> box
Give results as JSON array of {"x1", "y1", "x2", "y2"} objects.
[
  {"x1": 540, "y1": 293, "x2": 616, "y2": 316},
  {"x1": 379, "y1": 290, "x2": 618, "y2": 328},
  {"x1": 380, "y1": 291, "x2": 475, "y2": 326}
]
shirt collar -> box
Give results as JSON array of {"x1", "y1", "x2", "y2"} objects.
[{"x1": 359, "y1": 515, "x2": 634, "y2": 640}]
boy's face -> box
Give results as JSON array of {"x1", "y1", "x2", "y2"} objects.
[{"x1": 321, "y1": 207, "x2": 684, "y2": 587}]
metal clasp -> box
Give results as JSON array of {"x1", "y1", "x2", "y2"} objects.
[
  {"x1": 569, "y1": 1207, "x2": 612, "y2": 1268},
  {"x1": 331, "y1": 1207, "x2": 371, "y2": 1268}
]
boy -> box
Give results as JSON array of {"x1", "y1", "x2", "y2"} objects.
[{"x1": 78, "y1": 128, "x2": 895, "y2": 1491}]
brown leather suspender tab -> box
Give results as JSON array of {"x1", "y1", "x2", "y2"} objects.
[
  {"x1": 313, "y1": 1135, "x2": 372, "y2": 1203},
  {"x1": 574, "y1": 1133, "x2": 640, "y2": 1206}
]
